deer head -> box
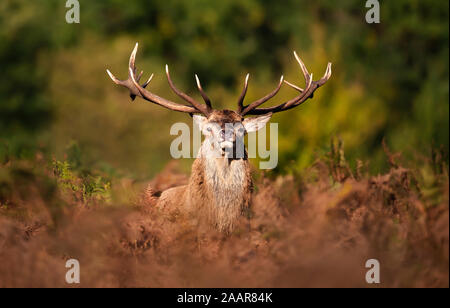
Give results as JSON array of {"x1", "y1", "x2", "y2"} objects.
[
  {"x1": 191, "y1": 110, "x2": 271, "y2": 159},
  {"x1": 106, "y1": 43, "x2": 332, "y2": 159},
  {"x1": 107, "y1": 43, "x2": 332, "y2": 233}
]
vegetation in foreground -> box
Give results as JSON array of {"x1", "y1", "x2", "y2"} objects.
[{"x1": 0, "y1": 142, "x2": 447, "y2": 287}]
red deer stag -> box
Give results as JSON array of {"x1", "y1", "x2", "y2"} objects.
[{"x1": 107, "y1": 43, "x2": 331, "y2": 233}]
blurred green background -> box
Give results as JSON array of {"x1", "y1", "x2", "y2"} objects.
[{"x1": 0, "y1": 0, "x2": 448, "y2": 179}]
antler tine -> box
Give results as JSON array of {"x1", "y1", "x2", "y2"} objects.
[
  {"x1": 244, "y1": 52, "x2": 332, "y2": 115},
  {"x1": 129, "y1": 42, "x2": 138, "y2": 72},
  {"x1": 194, "y1": 74, "x2": 212, "y2": 109},
  {"x1": 135, "y1": 69, "x2": 154, "y2": 87},
  {"x1": 317, "y1": 62, "x2": 332, "y2": 86},
  {"x1": 136, "y1": 70, "x2": 144, "y2": 82},
  {"x1": 236, "y1": 73, "x2": 250, "y2": 113},
  {"x1": 106, "y1": 69, "x2": 124, "y2": 86},
  {"x1": 293, "y1": 51, "x2": 311, "y2": 81},
  {"x1": 107, "y1": 43, "x2": 201, "y2": 114},
  {"x1": 282, "y1": 73, "x2": 313, "y2": 109},
  {"x1": 283, "y1": 80, "x2": 304, "y2": 92},
  {"x1": 129, "y1": 67, "x2": 200, "y2": 113},
  {"x1": 106, "y1": 43, "x2": 154, "y2": 101},
  {"x1": 240, "y1": 75, "x2": 284, "y2": 116},
  {"x1": 142, "y1": 73, "x2": 154, "y2": 88},
  {"x1": 166, "y1": 65, "x2": 210, "y2": 115}
]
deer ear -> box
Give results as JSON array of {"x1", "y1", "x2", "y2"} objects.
[
  {"x1": 243, "y1": 113, "x2": 272, "y2": 133},
  {"x1": 193, "y1": 115, "x2": 207, "y2": 130}
]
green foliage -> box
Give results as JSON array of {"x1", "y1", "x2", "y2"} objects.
[
  {"x1": 0, "y1": 0, "x2": 448, "y2": 177},
  {"x1": 52, "y1": 159, "x2": 111, "y2": 204},
  {"x1": 0, "y1": 1, "x2": 53, "y2": 156}
]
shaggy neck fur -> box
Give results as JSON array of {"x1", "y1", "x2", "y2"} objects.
[{"x1": 195, "y1": 139, "x2": 252, "y2": 233}]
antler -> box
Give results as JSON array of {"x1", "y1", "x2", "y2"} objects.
[
  {"x1": 239, "y1": 75, "x2": 284, "y2": 116},
  {"x1": 107, "y1": 45, "x2": 331, "y2": 117},
  {"x1": 106, "y1": 43, "x2": 210, "y2": 115},
  {"x1": 239, "y1": 51, "x2": 332, "y2": 116},
  {"x1": 194, "y1": 74, "x2": 212, "y2": 110}
]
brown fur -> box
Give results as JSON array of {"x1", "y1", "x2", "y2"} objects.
[
  {"x1": 145, "y1": 110, "x2": 254, "y2": 234},
  {"x1": 207, "y1": 109, "x2": 243, "y2": 125},
  {"x1": 147, "y1": 156, "x2": 252, "y2": 234}
]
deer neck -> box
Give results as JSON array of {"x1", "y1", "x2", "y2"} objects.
[{"x1": 196, "y1": 140, "x2": 251, "y2": 232}]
